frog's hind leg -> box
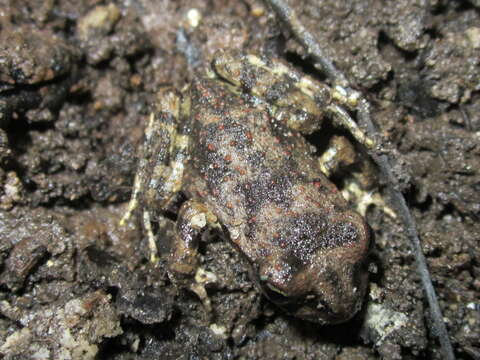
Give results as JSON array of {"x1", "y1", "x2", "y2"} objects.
[
  {"x1": 120, "y1": 88, "x2": 190, "y2": 262},
  {"x1": 212, "y1": 50, "x2": 374, "y2": 149}
]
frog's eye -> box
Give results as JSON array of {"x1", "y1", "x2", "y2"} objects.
[{"x1": 263, "y1": 283, "x2": 290, "y2": 304}]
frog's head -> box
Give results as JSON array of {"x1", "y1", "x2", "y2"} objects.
[{"x1": 256, "y1": 210, "x2": 371, "y2": 324}]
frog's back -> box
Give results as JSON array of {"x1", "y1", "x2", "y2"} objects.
[{"x1": 183, "y1": 78, "x2": 353, "y2": 243}]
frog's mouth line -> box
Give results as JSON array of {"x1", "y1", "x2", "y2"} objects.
[
  {"x1": 256, "y1": 275, "x2": 340, "y2": 320},
  {"x1": 272, "y1": 293, "x2": 342, "y2": 323}
]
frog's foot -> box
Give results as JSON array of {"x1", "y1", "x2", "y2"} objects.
[
  {"x1": 169, "y1": 200, "x2": 219, "y2": 316},
  {"x1": 212, "y1": 49, "x2": 375, "y2": 149}
]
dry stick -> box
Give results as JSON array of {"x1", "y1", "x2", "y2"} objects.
[{"x1": 264, "y1": 1, "x2": 456, "y2": 359}]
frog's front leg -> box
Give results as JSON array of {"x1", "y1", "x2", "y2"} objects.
[
  {"x1": 170, "y1": 200, "x2": 218, "y2": 314},
  {"x1": 170, "y1": 200, "x2": 217, "y2": 276},
  {"x1": 318, "y1": 135, "x2": 394, "y2": 217}
]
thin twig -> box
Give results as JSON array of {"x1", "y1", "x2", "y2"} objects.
[
  {"x1": 264, "y1": 0, "x2": 348, "y2": 88},
  {"x1": 263, "y1": 0, "x2": 456, "y2": 359}
]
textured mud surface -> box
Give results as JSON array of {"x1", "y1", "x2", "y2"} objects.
[{"x1": 0, "y1": 0, "x2": 479, "y2": 359}]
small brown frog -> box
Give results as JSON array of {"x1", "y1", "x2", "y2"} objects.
[{"x1": 121, "y1": 50, "x2": 373, "y2": 324}]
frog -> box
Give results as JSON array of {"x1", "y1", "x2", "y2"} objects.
[{"x1": 120, "y1": 49, "x2": 374, "y2": 324}]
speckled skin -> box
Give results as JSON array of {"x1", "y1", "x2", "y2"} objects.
[{"x1": 124, "y1": 50, "x2": 372, "y2": 324}]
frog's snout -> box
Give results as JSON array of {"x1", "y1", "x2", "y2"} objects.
[{"x1": 284, "y1": 267, "x2": 368, "y2": 324}]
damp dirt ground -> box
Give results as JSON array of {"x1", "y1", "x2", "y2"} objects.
[{"x1": 0, "y1": 1, "x2": 479, "y2": 359}]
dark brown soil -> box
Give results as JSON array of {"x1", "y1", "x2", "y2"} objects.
[{"x1": 0, "y1": 1, "x2": 478, "y2": 359}]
